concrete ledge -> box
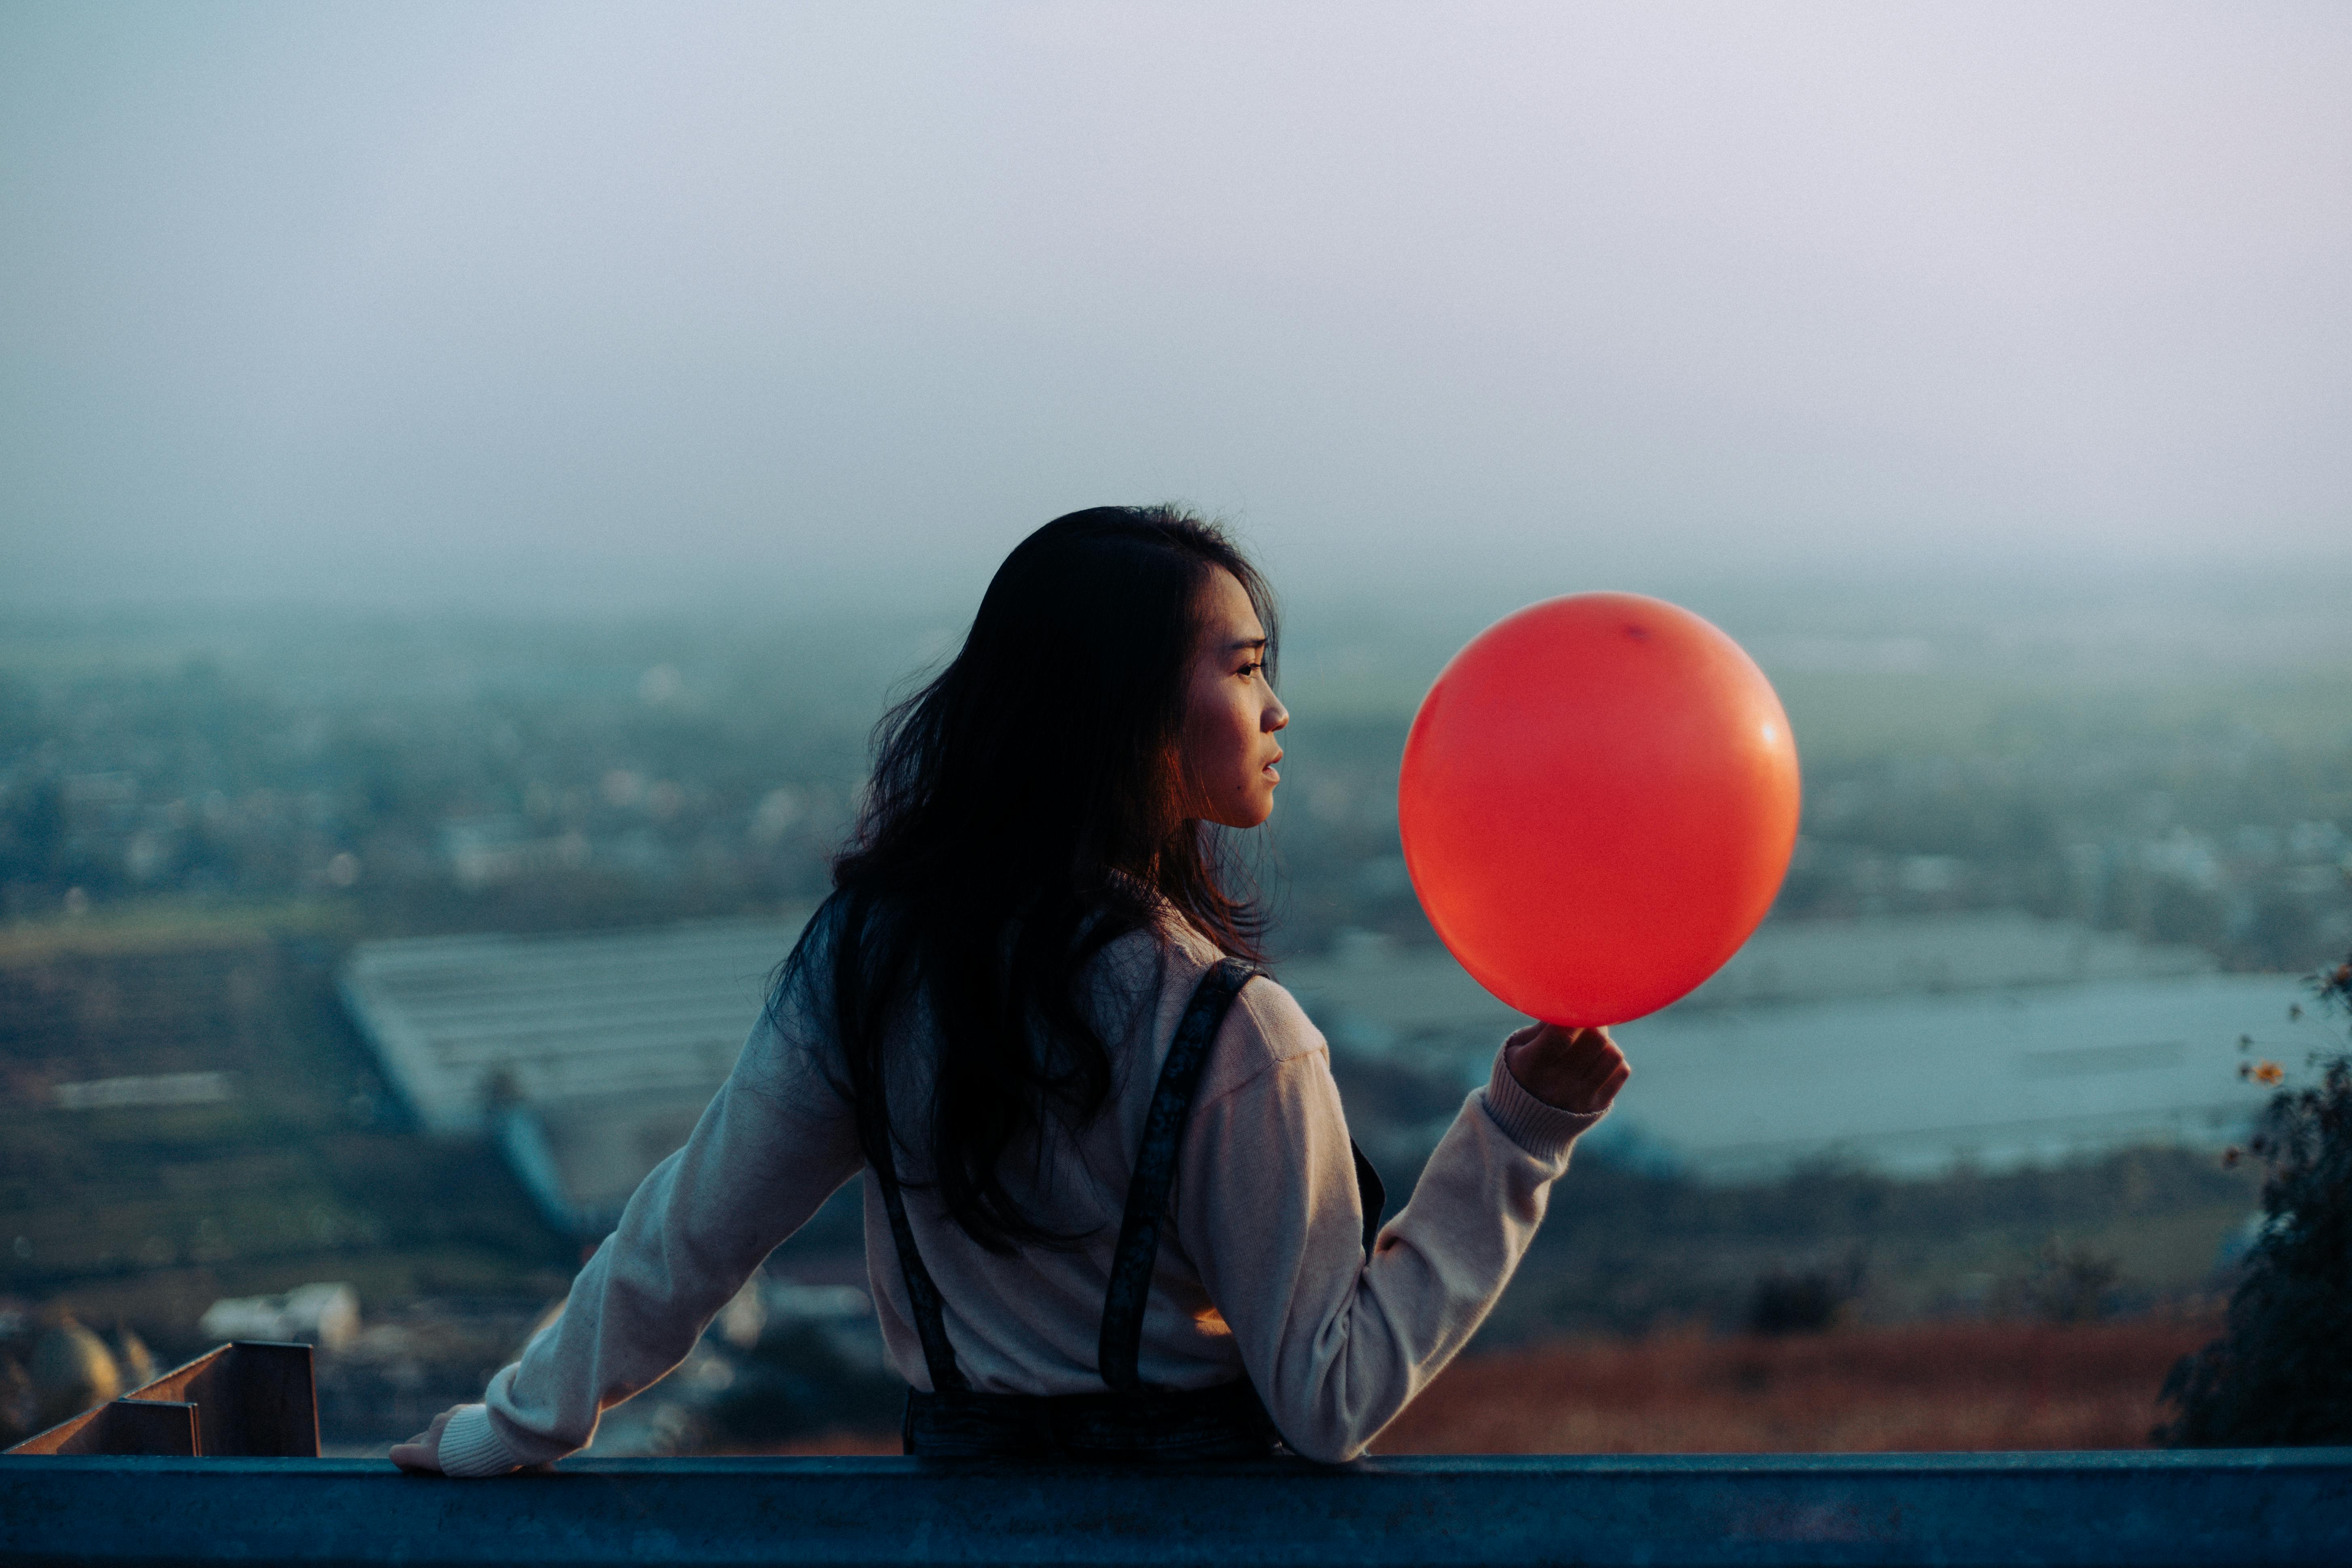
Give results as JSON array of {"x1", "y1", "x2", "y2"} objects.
[{"x1": 4, "y1": 1450, "x2": 2348, "y2": 1567}]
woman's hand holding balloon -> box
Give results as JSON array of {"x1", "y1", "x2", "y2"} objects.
[{"x1": 1505, "y1": 1024, "x2": 1630, "y2": 1116}]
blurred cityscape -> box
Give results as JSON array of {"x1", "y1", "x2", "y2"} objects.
[{"x1": 4, "y1": 586, "x2": 2348, "y2": 1453}]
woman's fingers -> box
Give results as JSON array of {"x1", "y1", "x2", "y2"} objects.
[
  {"x1": 1506, "y1": 1023, "x2": 1631, "y2": 1114},
  {"x1": 1555, "y1": 1027, "x2": 1629, "y2": 1114},
  {"x1": 1581, "y1": 1051, "x2": 1632, "y2": 1110},
  {"x1": 389, "y1": 1407, "x2": 457, "y2": 1473}
]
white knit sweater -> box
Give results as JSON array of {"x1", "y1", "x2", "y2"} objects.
[{"x1": 435, "y1": 911, "x2": 1602, "y2": 1474}]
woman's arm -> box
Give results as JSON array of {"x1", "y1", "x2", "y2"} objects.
[
  {"x1": 393, "y1": 1002, "x2": 864, "y2": 1476},
  {"x1": 1174, "y1": 985, "x2": 1622, "y2": 1464}
]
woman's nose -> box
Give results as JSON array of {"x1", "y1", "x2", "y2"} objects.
[{"x1": 1265, "y1": 695, "x2": 1289, "y2": 732}]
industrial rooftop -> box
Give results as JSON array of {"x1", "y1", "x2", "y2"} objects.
[{"x1": 340, "y1": 915, "x2": 812, "y2": 1234}]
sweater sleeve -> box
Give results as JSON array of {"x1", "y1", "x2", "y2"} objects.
[
  {"x1": 443, "y1": 975, "x2": 865, "y2": 1476},
  {"x1": 1173, "y1": 997, "x2": 1602, "y2": 1464}
]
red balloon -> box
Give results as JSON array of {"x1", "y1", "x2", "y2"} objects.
[{"x1": 1398, "y1": 593, "x2": 1800, "y2": 1026}]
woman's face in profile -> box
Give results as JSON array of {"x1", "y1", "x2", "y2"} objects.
[{"x1": 1179, "y1": 567, "x2": 1288, "y2": 829}]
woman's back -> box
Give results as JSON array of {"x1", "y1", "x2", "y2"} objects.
[
  {"x1": 425, "y1": 899, "x2": 1603, "y2": 1471},
  {"x1": 839, "y1": 911, "x2": 1314, "y2": 1399}
]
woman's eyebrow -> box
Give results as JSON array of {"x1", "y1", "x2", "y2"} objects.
[{"x1": 1227, "y1": 636, "x2": 1269, "y2": 653}]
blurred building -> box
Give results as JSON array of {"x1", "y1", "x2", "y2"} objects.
[
  {"x1": 200, "y1": 1283, "x2": 361, "y2": 1351},
  {"x1": 340, "y1": 915, "x2": 811, "y2": 1236},
  {"x1": 437, "y1": 818, "x2": 591, "y2": 890}
]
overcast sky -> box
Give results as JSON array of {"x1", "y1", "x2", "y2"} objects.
[{"x1": 4, "y1": 2, "x2": 2348, "y2": 614}]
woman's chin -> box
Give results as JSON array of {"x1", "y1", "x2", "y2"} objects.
[{"x1": 1200, "y1": 798, "x2": 1275, "y2": 831}]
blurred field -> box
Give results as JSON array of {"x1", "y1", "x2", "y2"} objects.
[
  {"x1": 1372, "y1": 1320, "x2": 2215, "y2": 1454},
  {"x1": 731, "y1": 1320, "x2": 2217, "y2": 1458},
  {"x1": 0, "y1": 928, "x2": 573, "y2": 1348}
]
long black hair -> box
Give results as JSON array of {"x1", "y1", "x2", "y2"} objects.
[{"x1": 773, "y1": 506, "x2": 1279, "y2": 1253}]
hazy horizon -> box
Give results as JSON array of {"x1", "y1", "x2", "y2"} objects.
[{"x1": 6, "y1": 3, "x2": 2350, "y2": 615}]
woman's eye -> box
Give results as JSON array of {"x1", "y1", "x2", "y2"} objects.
[{"x1": 1237, "y1": 661, "x2": 1264, "y2": 680}]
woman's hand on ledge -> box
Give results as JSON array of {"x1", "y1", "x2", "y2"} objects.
[
  {"x1": 390, "y1": 1406, "x2": 456, "y2": 1474},
  {"x1": 1505, "y1": 1023, "x2": 1630, "y2": 1116}
]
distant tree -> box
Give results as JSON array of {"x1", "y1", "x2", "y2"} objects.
[
  {"x1": 2156, "y1": 951, "x2": 2352, "y2": 1446},
  {"x1": 1746, "y1": 1251, "x2": 1865, "y2": 1336},
  {"x1": 2000, "y1": 1235, "x2": 2123, "y2": 1325}
]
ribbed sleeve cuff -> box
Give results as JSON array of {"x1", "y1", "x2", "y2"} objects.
[
  {"x1": 436, "y1": 1403, "x2": 520, "y2": 1478},
  {"x1": 1481, "y1": 1040, "x2": 1607, "y2": 1163}
]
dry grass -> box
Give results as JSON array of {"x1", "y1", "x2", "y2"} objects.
[
  {"x1": 1372, "y1": 1319, "x2": 2216, "y2": 1454},
  {"x1": 722, "y1": 1319, "x2": 2218, "y2": 1457}
]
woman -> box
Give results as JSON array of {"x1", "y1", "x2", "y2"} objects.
[{"x1": 393, "y1": 505, "x2": 1627, "y2": 1471}]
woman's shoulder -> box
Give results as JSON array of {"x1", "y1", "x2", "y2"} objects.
[
  {"x1": 1228, "y1": 959, "x2": 1324, "y2": 1064},
  {"x1": 1114, "y1": 919, "x2": 1326, "y2": 1098}
]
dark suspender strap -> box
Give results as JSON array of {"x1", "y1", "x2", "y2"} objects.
[
  {"x1": 1352, "y1": 1141, "x2": 1387, "y2": 1256},
  {"x1": 890, "y1": 955, "x2": 1390, "y2": 1406},
  {"x1": 1099, "y1": 957, "x2": 1259, "y2": 1393},
  {"x1": 870, "y1": 1109, "x2": 970, "y2": 1394}
]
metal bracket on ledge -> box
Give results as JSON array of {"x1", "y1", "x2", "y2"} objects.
[{"x1": 5, "y1": 1340, "x2": 317, "y2": 1458}]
